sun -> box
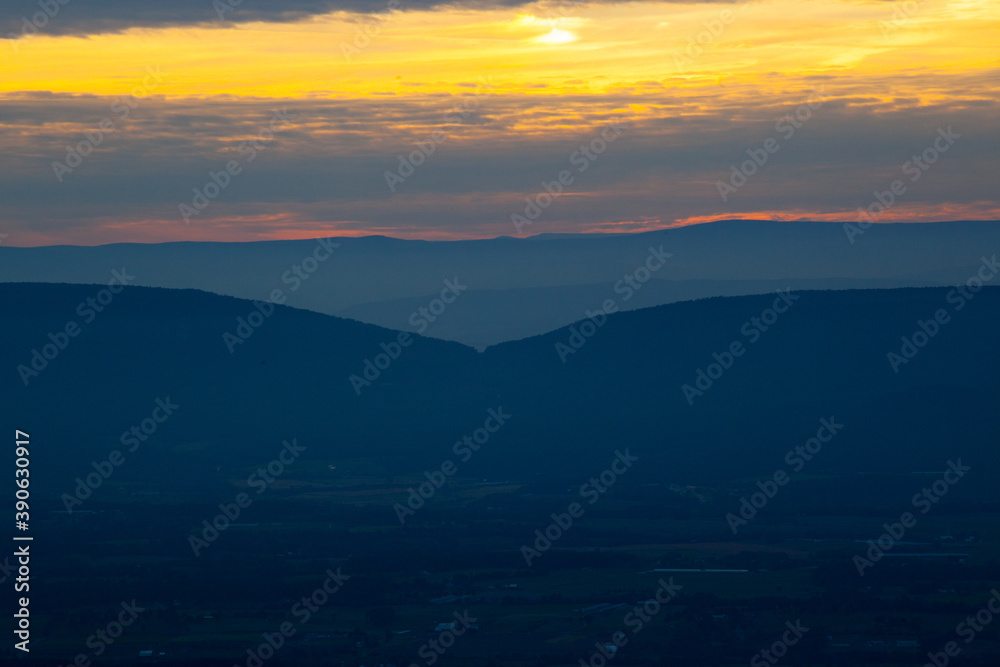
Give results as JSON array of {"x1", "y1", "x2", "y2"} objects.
[{"x1": 535, "y1": 28, "x2": 577, "y2": 44}]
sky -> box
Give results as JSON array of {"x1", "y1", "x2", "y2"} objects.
[{"x1": 1, "y1": 0, "x2": 997, "y2": 245}]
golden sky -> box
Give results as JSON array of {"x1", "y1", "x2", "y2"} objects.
[{"x1": 1, "y1": 0, "x2": 998, "y2": 244}]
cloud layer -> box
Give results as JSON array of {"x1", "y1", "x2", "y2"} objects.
[{"x1": 1, "y1": 0, "x2": 997, "y2": 244}]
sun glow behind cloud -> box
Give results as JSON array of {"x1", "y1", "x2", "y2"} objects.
[
  {"x1": 535, "y1": 27, "x2": 577, "y2": 44},
  {"x1": 1, "y1": 0, "x2": 995, "y2": 99}
]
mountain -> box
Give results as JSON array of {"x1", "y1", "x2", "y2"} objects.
[
  {"x1": 334, "y1": 276, "x2": 945, "y2": 349},
  {"x1": 3, "y1": 282, "x2": 998, "y2": 507},
  {"x1": 1, "y1": 220, "x2": 997, "y2": 347}
]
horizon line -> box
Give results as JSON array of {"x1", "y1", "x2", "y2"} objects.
[{"x1": 3, "y1": 218, "x2": 999, "y2": 249}]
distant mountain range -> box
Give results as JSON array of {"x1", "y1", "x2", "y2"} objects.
[
  {"x1": 4, "y1": 282, "x2": 998, "y2": 507},
  {"x1": 2, "y1": 220, "x2": 997, "y2": 348}
]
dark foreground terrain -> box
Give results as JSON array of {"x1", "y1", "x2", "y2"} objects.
[{"x1": 1, "y1": 283, "x2": 998, "y2": 665}]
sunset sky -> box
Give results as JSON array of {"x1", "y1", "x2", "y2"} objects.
[{"x1": 2, "y1": 0, "x2": 998, "y2": 245}]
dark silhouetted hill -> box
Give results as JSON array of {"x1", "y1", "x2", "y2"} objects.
[
  {"x1": 2, "y1": 283, "x2": 998, "y2": 506},
  {"x1": 2, "y1": 220, "x2": 998, "y2": 347}
]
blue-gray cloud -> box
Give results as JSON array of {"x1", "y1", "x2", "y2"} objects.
[
  {"x1": 0, "y1": 88, "x2": 996, "y2": 241},
  {"x1": 1, "y1": 0, "x2": 740, "y2": 37}
]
